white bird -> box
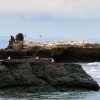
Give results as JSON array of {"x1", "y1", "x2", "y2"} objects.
[
  {"x1": 8, "y1": 56, "x2": 10, "y2": 60},
  {"x1": 51, "y1": 58, "x2": 54, "y2": 62},
  {"x1": 35, "y1": 56, "x2": 39, "y2": 60}
]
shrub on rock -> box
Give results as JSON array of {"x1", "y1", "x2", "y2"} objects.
[{"x1": 16, "y1": 33, "x2": 24, "y2": 41}]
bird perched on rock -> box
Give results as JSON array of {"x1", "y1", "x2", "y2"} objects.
[
  {"x1": 35, "y1": 56, "x2": 39, "y2": 60},
  {"x1": 51, "y1": 58, "x2": 54, "y2": 62},
  {"x1": 8, "y1": 56, "x2": 10, "y2": 60}
]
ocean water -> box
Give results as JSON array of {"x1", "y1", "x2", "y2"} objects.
[
  {"x1": 0, "y1": 40, "x2": 8, "y2": 49},
  {"x1": 0, "y1": 62, "x2": 99, "y2": 100}
]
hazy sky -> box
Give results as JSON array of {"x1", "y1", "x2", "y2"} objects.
[{"x1": 0, "y1": 0, "x2": 100, "y2": 40}]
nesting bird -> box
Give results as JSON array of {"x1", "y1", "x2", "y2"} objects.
[
  {"x1": 51, "y1": 58, "x2": 54, "y2": 62},
  {"x1": 8, "y1": 56, "x2": 10, "y2": 60},
  {"x1": 35, "y1": 56, "x2": 39, "y2": 60}
]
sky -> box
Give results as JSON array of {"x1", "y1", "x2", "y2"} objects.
[{"x1": 0, "y1": 0, "x2": 100, "y2": 40}]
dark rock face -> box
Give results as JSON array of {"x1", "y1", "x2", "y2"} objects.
[
  {"x1": 52, "y1": 47, "x2": 100, "y2": 62},
  {"x1": 0, "y1": 50, "x2": 27, "y2": 59},
  {"x1": 0, "y1": 60, "x2": 99, "y2": 92},
  {"x1": 36, "y1": 49, "x2": 51, "y2": 58},
  {"x1": 0, "y1": 47, "x2": 52, "y2": 59},
  {"x1": 2, "y1": 46, "x2": 100, "y2": 62}
]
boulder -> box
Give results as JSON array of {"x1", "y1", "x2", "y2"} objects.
[
  {"x1": 0, "y1": 59, "x2": 99, "y2": 92},
  {"x1": 52, "y1": 47, "x2": 100, "y2": 62}
]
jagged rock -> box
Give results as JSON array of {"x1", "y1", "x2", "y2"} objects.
[
  {"x1": 52, "y1": 47, "x2": 100, "y2": 62},
  {"x1": 0, "y1": 60, "x2": 99, "y2": 92}
]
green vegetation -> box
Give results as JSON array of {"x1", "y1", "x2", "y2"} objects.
[{"x1": 16, "y1": 33, "x2": 24, "y2": 41}]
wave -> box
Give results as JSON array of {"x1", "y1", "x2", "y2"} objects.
[
  {"x1": 87, "y1": 62, "x2": 100, "y2": 66},
  {"x1": 80, "y1": 62, "x2": 100, "y2": 86}
]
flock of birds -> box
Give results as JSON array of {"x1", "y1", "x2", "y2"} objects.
[
  {"x1": 51, "y1": 39, "x2": 97, "y2": 47},
  {"x1": 23, "y1": 40, "x2": 51, "y2": 47},
  {"x1": 23, "y1": 39, "x2": 97, "y2": 47}
]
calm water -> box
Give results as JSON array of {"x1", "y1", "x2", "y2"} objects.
[
  {"x1": 0, "y1": 40, "x2": 8, "y2": 49},
  {"x1": 0, "y1": 62, "x2": 99, "y2": 100}
]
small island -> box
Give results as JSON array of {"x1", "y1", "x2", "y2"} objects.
[
  {"x1": 1, "y1": 33, "x2": 100, "y2": 62},
  {"x1": 0, "y1": 33, "x2": 99, "y2": 92}
]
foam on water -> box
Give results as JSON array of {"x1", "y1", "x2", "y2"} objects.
[
  {"x1": 79, "y1": 62, "x2": 100, "y2": 85},
  {"x1": 87, "y1": 62, "x2": 100, "y2": 66}
]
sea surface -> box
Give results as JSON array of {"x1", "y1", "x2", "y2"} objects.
[
  {"x1": 0, "y1": 40, "x2": 8, "y2": 49},
  {"x1": 0, "y1": 40, "x2": 100, "y2": 100}
]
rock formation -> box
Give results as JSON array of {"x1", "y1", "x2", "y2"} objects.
[
  {"x1": 52, "y1": 47, "x2": 100, "y2": 62},
  {"x1": 0, "y1": 59, "x2": 99, "y2": 92},
  {"x1": 0, "y1": 47, "x2": 51, "y2": 59},
  {"x1": 0, "y1": 50, "x2": 27, "y2": 59},
  {"x1": 5, "y1": 38, "x2": 100, "y2": 62}
]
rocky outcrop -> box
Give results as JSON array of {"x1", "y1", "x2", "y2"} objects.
[
  {"x1": 0, "y1": 50, "x2": 27, "y2": 59},
  {"x1": 0, "y1": 59, "x2": 99, "y2": 92},
  {"x1": 52, "y1": 47, "x2": 100, "y2": 62},
  {"x1": 5, "y1": 37, "x2": 100, "y2": 62},
  {"x1": 0, "y1": 47, "x2": 52, "y2": 59},
  {"x1": 2, "y1": 45, "x2": 100, "y2": 62}
]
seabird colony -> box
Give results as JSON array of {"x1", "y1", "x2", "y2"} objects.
[{"x1": 23, "y1": 40, "x2": 98, "y2": 48}]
